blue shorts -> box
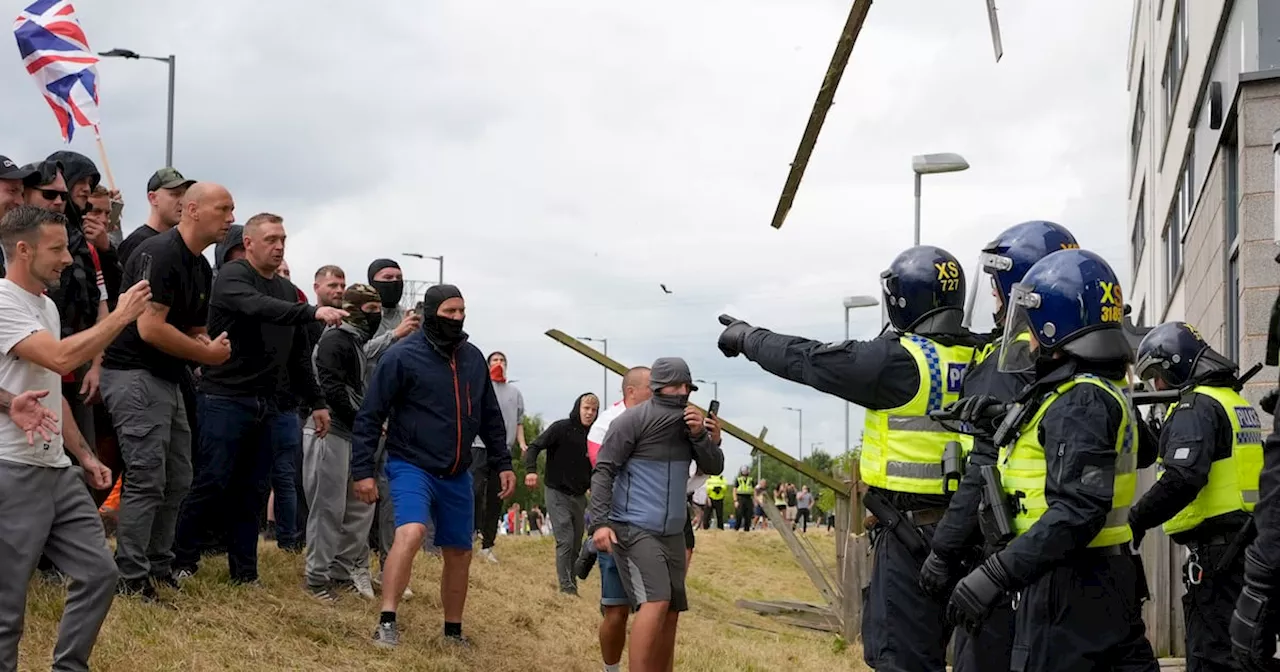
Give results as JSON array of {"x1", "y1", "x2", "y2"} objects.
[
  {"x1": 385, "y1": 457, "x2": 474, "y2": 550},
  {"x1": 598, "y1": 551, "x2": 630, "y2": 608}
]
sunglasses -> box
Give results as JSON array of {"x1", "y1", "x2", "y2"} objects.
[{"x1": 39, "y1": 189, "x2": 66, "y2": 201}]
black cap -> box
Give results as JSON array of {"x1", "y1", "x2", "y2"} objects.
[
  {"x1": 649, "y1": 357, "x2": 698, "y2": 392},
  {"x1": 0, "y1": 156, "x2": 36, "y2": 181},
  {"x1": 146, "y1": 167, "x2": 195, "y2": 192}
]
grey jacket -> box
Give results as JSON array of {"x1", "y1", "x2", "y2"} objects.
[{"x1": 588, "y1": 394, "x2": 724, "y2": 536}]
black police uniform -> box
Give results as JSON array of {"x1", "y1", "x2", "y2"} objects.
[
  {"x1": 1130, "y1": 372, "x2": 1251, "y2": 672},
  {"x1": 727, "y1": 315, "x2": 981, "y2": 671}
]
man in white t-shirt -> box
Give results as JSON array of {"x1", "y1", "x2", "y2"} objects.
[{"x1": 0, "y1": 205, "x2": 149, "y2": 671}]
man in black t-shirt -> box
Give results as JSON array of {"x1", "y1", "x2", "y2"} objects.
[
  {"x1": 117, "y1": 168, "x2": 195, "y2": 266},
  {"x1": 100, "y1": 183, "x2": 234, "y2": 598}
]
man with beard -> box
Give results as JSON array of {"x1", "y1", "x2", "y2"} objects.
[
  {"x1": 351, "y1": 284, "x2": 514, "y2": 648},
  {"x1": 100, "y1": 183, "x2": 234, "y2": 600},
  {"x1": 0, "y1": 205, "x2": 150, "y2": 671},
  {"x1": 303, "y1": 283, "x2": 381, "y2": 602},
  {"x1": 118, "y1": 168, "x2": 194, "y2": 265}
]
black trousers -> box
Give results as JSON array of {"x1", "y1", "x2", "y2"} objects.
[
  {"x1": 1182, "y1": 543, "x2": 1243, "y2": 672},
  {"x1": 862, "y1": 523, "x2": 951, "y2": 672},
  {"x1": 953, "y1": 601, "x2": 1014, "y2": 672},
  {"x1": 1011, "y1": 554, "x2": 1158, "y2": 672},
  {"x1": 701, "y1": 498, "x2": 724, "y2": 530},
  {"x1": 470, "y1": 447, "x2": 502, "y2": 549},
  {"x1": 734, "y1": 494, "x2": 753, "y2": 532}
]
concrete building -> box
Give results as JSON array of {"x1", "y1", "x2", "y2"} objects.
[{"x1": 1126, "y1": 0, "x2": 1280, "y2": 656}]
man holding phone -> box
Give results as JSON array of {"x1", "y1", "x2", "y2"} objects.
[{"x1": 100, "y1": 182, "x2": 235, "y2": 599}]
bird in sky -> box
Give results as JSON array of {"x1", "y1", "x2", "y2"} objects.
[{"x1": 660, "y1": 284, "x2": 673, "y2": 294}]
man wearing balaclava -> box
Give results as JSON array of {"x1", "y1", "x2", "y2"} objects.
[
  {"x1": 350, "y1": 284, "x2": 515, "y2": 649},
  {"x1": 360, "y1": 257, "x2": 422, "y2": 582},
  {"x1": 302, "y1": 284, "x2": 382, "y2": 602}
]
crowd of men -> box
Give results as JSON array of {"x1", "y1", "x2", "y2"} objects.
[{"x1": 0, "y1": 151, "x2": 732, "y2": 672}]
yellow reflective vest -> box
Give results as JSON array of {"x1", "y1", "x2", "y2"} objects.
[
  {"x1": 861, "y1": 334, "x2": 975, "y2": 495},
  {"x1": 1158, "y1": 385, "x2": 1263, "y2": 535},
  {"x1": 705, "y1": 475, "x2": 728, "y2": 501},
  {"x1": 998, "y1": 375, "x2": 1138, "y2": 548},
  {"x1": 735, "y1": 475, "x2": 754, "y2": 495}
]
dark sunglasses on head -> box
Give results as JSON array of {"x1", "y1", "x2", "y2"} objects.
[{"x1": 39, "y1": 189, "x2": 66, "y2": 201}]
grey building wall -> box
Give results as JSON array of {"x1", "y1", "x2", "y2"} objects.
[
  {"x1": 1183, "y1": 144, "x2": 1227, "y2": 351},
  {"x1": 1238, "y1": 78, "x2": 1280, "y2": 410}
]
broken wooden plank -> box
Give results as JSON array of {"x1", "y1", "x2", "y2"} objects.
[{"x1": 758, "y1": 493, "x2": 838, "y2": 607}]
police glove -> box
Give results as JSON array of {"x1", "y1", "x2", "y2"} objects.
[
  {"x1": 947, "y1": 395, "x2": 1005, "y2": 436},
  {"x1": 717, "y1": 314, "x2": 757, "y2": 358},
  {"x1": 918, "y1": 551, "x2": 961, "y2": 602},
  {"x1": 946, "y1": 554, "x2": 1012, "y2": 635},
  {"x1": 1232, "y1": 548, "x2": 1280, "y2": 671},
  {"x1": 1261, "y1": 390, "x2": 1278, "y2": 417}
]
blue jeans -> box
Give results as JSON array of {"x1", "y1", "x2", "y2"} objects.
[
  {"x1": 172, "y1": 395, "x2": 299, "y2": 582},
  {"x1": 271, "y1": 418, "x2": 302, "y2": 550}
]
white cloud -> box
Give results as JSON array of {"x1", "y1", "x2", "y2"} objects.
[{"x1": 1, "y1": 0, "x2": 1133, "y2": 475}]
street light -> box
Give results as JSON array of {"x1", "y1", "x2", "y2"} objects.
[
  {"x1": 579, "y1": 336, "x2": 610, "y2": 407},
  {"x1": 911, "y1": 152, "x2": 970, "y2": 246},
  {"x1": 783, "y1": 406, "x2": 803, "y2": 462},
  {"x1": 843, "y1": 295, "x2": 879, "y2": 457},
  {"x1": 98, "y1": 48, "x2": 176, "y2": 166},
  {"x1": 695, "y1": 379, "x2": 719, "y2": 399},
  {"x1": 401, "y1": 252, "x2": 444, "y2": 285}
]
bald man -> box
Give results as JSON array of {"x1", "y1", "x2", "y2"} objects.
[{"x1": 100, "y1": 182, "x2": 235, "y2": 598}]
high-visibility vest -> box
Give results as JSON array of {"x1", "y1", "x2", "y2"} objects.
[
  {"x1": 998, "y1": 375, "x2": 1138, "y2": 548},
  {"x1": 706, "y1": 475, "x2": 728, "y2": 501},
  {"x1": 861, "y1": 334, "x2": 975, "y2": 494},
  {"x1": 1159, "y1": 385, "x2": 1263, "y2": 535},
  {"x1": 735, "y1": 475, "x2": 754, "y2": 495}
]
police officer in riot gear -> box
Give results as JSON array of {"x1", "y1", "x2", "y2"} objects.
[
  {"x1": 1129, "y1": 321, "x2": 1261, "y2": 672},
  {"x1": 718, "y1": 245, "x2": 982, "y2": 671},
  {"x1": 918, "y1": 220, "x2": 1078, "y2": 672},
  {"x1": 944, "y1": 249, "x2": 1159, "y2": 671}
]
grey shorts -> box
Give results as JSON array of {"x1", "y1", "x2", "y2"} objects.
[{"x1": 612, "y1": 523, "x2": 688, "y2": 612}]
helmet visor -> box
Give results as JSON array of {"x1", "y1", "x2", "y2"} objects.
[
  {"x1": 997, "y1": 283, "x2": 1038, "y2": 374},
  {"x1": 967, "y1": 259, "x2": 1002, "y2": 334}
]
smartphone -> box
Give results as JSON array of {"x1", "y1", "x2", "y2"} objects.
[
  {"x1": 138, "y1": 252, "x2": 153, "y2": 284},
  {"x1": 708, "y1": 400, "x2": 720, "y2": 418}
]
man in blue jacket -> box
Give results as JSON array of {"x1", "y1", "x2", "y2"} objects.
[{"x1": 351, "y1": 283, "x2": 514, "y2": 649}]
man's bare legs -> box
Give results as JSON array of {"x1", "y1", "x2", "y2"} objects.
[
  {"x1": 659, "y1": 610, "x2": 680, "y2": 671},
  {"x1": 380, "y1": 523, "x2": 425, "y2": 613},
  {"x1": 629, "y1": 601, "x2": 670, "y2": 672},
  {"x1": 600, "y1": 605, "x2": 629, "y2": 666},
  {"x1": 441, "y1": 548, "x2": 471, "y2": 622}
]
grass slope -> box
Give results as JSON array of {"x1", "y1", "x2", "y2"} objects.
[{"x1": 19, "y1": 530, "x2": 865, "y2": 671}]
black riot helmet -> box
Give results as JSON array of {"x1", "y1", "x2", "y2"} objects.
[
  {"x1": 881, "y1": 245, "x2": 966, "y2": 332},
  {"x1": 1135, "y1": 321, "x2": 1237, "y2": 389}
]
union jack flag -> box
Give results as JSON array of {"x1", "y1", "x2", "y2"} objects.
[{"x1": 13, "y1": 0, "x2": 100, "y2": 142}]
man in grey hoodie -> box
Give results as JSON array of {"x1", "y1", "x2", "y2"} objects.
[
  {"x1": 302, "y1": 284, "x2": 382, "y2": 602},
  {"x1": 589, "y1": 357, "x2": 724, "y2": 672}
]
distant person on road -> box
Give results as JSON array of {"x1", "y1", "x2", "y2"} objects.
[
  {"x1": 350, "y1": 283, "x2": 514, "y2": 649},
  {"x1": 474, "y1": 351, "x2": 529, "y2": 564},
  {"x1": 733, "y1": 465, "x2": 754, "y2": 533},
  {"x1": 525, "y1": 392, "x2": 597, "y2": 593},
  {"x1": 589, "y1": 357, "x2": 724, "y2": 672},
  {"x1": 796, "y1": 485, "x2": 814, "y2": 533}
]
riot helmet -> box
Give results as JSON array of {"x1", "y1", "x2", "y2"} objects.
[
  {"x1": 881, "y1": 245, "x2": 966, "y2": 333},
  {"x1": 977, "y1": 220, "x2": 1078, "y2": 325},
  {"x1": 1135, "y1": 321, "x2": 1237, "y2": 389}
]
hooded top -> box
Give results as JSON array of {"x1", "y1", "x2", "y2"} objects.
[
  {"x1": 33, "y1": 154, "x2": 105, "y2": 341},
  {"x1": 46, "y1": 151, "x2": 100, "y2": 194},
  {"x1": 214, "y1": 224, "x2": 245, "y2": 271},
  {"x1": 524, "y1": 393, "x2": 596, "y2": 496}
]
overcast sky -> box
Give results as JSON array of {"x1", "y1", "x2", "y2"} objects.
[{"x1": 3, "y1": 0, "x2": 1133, "y2": 477}]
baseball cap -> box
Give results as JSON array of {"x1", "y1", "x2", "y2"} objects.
[
  {"x1": 649, "y1": 357, "x2": 698, "y2": 392},
  {"x1": 146, "y1": 167, "x2": 195, "y2": 192},
  {"x1": 0, "y1": 156, "x2": 36, "y2": 181}
]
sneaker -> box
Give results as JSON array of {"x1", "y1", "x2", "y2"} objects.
[
  {"x1": 349, "y1": 569, "x2": 375, "y2": 600},
  {"x1": 479, "y1": 547, "x2": 499, "y2": 564},
  {"x1": 307, "y1": 583, "x2": 339, "y2": 604},
  {"x1": 153, "y1": 574, "x2": 181, "y2": 590},
  {"x1": 443, "y1": 633, "x2": 472, "y2": 649},
  {"x1": 575, "y1": 549, "x2": 598, "y2": 580},
  {"x1": 560, "y1": 586, "x2": 580, "y2": 597},
  {"x1": 372, "y1": 622, "x2": 399, "y2": 648},
  {"x1": 117, "y1": 577, "x2": 159, "y2": 601},
  {"x1": 173, "y1": 568, "x2": 196, "y2": 582}
]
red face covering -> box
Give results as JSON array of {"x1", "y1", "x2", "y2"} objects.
[{"x1": 489, "y1": 362, "x2": 506, "y2": 383}]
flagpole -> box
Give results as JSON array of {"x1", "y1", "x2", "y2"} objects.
[{"x1": 91, "y1": 125, "x2": 117, "y2": 193}]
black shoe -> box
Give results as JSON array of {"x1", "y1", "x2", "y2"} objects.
[
  {"x1": 574, "y1": 549, "x2": 597, "y2": 580},
  {"x1": 153, "y1": 574, "x2": 180, "y2": 590},
  {"x1": 117, "y1": 577, "x2": 159, "y2": 601}
]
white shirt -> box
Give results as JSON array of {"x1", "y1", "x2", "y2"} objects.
[
  {"x1": 0, "y1": 279, "x2": 66, "y2": 468},
  {"x1": 587, "y1": 399, "x2": 628, "y2": 466}
]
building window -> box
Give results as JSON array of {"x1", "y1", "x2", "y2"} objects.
[
  {"x1": 1164, "y1": 199, "x2": 1183, "y2": 298},
  {"x1": 1161, "y1": 0, "x2": 1189, "y2": 139},
  {"x1": 1179, "y1": 147, "x2": 1196, "y2": 240},
  {"x1": 1131, "y1": 69, "x2": 1145, "y2": 178},
  {"x1": 1225, "y1": 135, "x2": 1241, "y2": 362},
  {"x1": 1132, "y1": 193, "x2": 1146, "y2": 271}
]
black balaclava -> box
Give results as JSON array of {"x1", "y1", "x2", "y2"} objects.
[
  {"x1": 367, "y1": 258, "x2": 403, "y2": 308},
  {"x1": 422, "y1": 283, "x2": 465, "y2": 350}
]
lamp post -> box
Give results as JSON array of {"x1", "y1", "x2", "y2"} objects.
[
  {"x1": 579, "y1": 336, "x2": 610, "y2": 407},
  {"x1": 911, "y1": 152, "x2": 970, "y2": 246},
  {"x1": 695, "y1": 379, "x2": 719, "y2": 399},
  {"x1": 401, "y1": 252, "x2": 444, "y2": 285},
  {"x1": 783, "y1": 406, "x2": 803, "y2": 463},
  {"x1": 98, "y1": 49, "x2": 176, "y2": 166},
  {"x1": 843, "y1": 295, "x2": 878, "y2": 457}
]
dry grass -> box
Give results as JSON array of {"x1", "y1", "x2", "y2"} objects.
[{"x1": 18, "y1": 529, "x2": 867, "y2": 671}]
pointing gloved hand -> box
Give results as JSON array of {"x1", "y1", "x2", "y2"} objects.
[
  {"x1": 946, "y1": 554, "x2": 1013, "y2": 635},
  {"x1": 1232, "y1": 548, "x2": 1280, "y2": 671},
  {"x1": 717, "y1": 314, "x2": 757, "y2": 358},
  {"x1": 1261, "y1": 389, "x2": 1278, "y2": 417},
  {"x1": 918, "y1": 551, "x2": 961, "y2": 602}
]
